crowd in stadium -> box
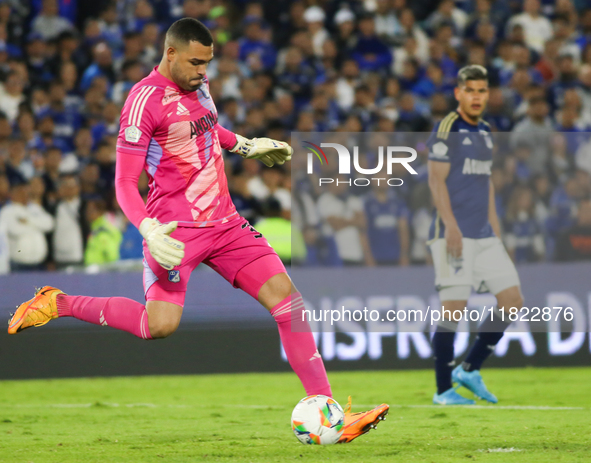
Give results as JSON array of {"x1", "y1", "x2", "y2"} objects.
[{"x1": 0, "y1": 0, "x2": 591, "y2": 272}]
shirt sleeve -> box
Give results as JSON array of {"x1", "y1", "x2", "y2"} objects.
[
  {"x1": 216, "y1": 123, "x2": 237, "y2": 150},
  {"x1": 426, "y1": 123, "x2": 451, "y2": 163},
  {"x1": 115, "y1": 85, "x2": 161, "y2": 229},
  {"x1": 116, "y1": 85, "x2": 161, "y2": 157}
]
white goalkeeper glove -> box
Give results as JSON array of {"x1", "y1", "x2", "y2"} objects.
[
  {"x1": 139, "y1": 218, "x2": 185, "y2": 270},
  {"x1": 230, "y1": 134, "x2": 293, "y2": 167}
]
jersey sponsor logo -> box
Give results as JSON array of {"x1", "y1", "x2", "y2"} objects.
[
  {"x1": 168, "y1": 270, "x2": 181, "y2": 283},
  {"x1": 124, "y1": 125, "x2": 142, "y2": 143},
  {"x1": 462, "y1": 158, "x2": 492, "y2": 175},
  {"x1": 162, "y1": 86, "x2": 182, "y2": 105},
  {"x1": 189, "y1": 111, "x2": 218, "y2": 139},
  {"x1": 462, "y1": 137, "x2": 472, "y2": 145}
]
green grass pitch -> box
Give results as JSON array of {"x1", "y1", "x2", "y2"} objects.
[{"x1": 0, "y1": 368, "x2": 590, "y2": 462}]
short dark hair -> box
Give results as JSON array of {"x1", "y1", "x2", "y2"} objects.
[
  {"x1": 165, "y1": 18, "x2": 213, "y2": 48},
  {"x1": 457, "y1": 64, "x2": 488, "y2": 86}
]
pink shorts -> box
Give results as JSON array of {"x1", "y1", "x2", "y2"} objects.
[{"x1": 143, "y1": 216, "x2": 286, "y2": 306}]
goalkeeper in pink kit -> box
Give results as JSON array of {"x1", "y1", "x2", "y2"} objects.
[{"x1": 8, "y1": 19, "x2": 388, "y2": 442}]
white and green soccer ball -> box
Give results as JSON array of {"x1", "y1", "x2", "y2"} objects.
[{"x1": 291, "y1": 395, "x2": 345, "y2": 445}]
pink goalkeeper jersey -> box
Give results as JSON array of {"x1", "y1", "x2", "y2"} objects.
[{"x1": 116, "y1": 67, "x2": 238, "y2": 228}]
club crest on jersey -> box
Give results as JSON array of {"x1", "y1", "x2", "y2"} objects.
[
  {"x1": 168, "y1": 270, "x2": 180, "y2": 283},
  {"x1": 431, "y1": 141, "x2": 449, "y2": 158},
  {"x1": 125, "y1": 125, "x2": 142, "y2": 143}
]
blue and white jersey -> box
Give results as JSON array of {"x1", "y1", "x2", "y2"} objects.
[{"x1": 427, "y1": 111, "x2": 494, "y2": 240}]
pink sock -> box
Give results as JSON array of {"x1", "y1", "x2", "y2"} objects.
[
  {"x1": 57, "y1": 295, "x2": 152, "y2": 340},
  {"x1": 271, "y1": 292, "x2": 331, "y2": 397}
]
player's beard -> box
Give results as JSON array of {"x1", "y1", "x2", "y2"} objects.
[{"x1": 171, "y1": 62, "x2": 202, "y2": 92}]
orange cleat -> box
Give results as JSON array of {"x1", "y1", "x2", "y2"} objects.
[
  {"x1": 7, "y1": 286, "x2": 65, "y2": 334},
  {"x1": 338, "y1": 396, "x2": 389, "y2": 443}
]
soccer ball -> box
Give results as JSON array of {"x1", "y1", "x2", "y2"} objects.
[{"x1": 291, "y1": 395, "x2": 345, "y2": 445}]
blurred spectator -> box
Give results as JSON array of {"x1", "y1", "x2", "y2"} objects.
[
  {"x1": 549, "y1": 133, "x2": 575, "y2": 184},
  {"x1": 255, "y1": 197, "x2": 305, "y2": 265},
  {"x1": 238, "y1": 17, "x2": 276, "y2": 72},
  {"x1": 41, "y1": 146, "x2": 63, "y2": 206},
  {"x1": 351, "y1": 14, "x2": 392, "y2": 73},
  {"x1": 532, "y1": 173, "x2": 552, "y2": 223},
  {"x1": 303, "y1": 6, "x2": 328, "y2": 58},
  {"x1": 25, "y1": 33, "x2": 54, "y2": 87},
  {"x1": 30, "y1": 0, "x2": 74, "y2": 41},
  {"x1": 394, "y1": 8, "x2": 429, "y2": 59},
  {"x1": 425, "y1": 0, "x2": 468, "y2": 37},
  {"x1": 229, "y1": 168, "x2": 263, "y2": 225},
  {"x1": 94, "y1": 140, "x2": 116, "y2": 193},
  {"x1": 335, "y1": 59, "x2": 359, "y2": 111},
  {"x1": 72, "y1": 127, "x2": 94, "y2": 168},
  {"x1": 409, "y1": 182, "x2": 433, "y2": 265},
  {"x1": 80, "y1": 42, "x2": 115, "y2": 92},
  {"x1": 364, "y1": 181, "x2": 410, "y2": 265},
  {"x1": 119, "y1": 215, "x2": 143, "y2": 260},
  {"x1": 84, "y1": 197, "x2": 122, "y2": 265},
  {"x1": 545, "y1": 176, "x2": 582, "y2": 258},
  {"x1": 485, "y1": 87, "x2": 513, "y2": 132},
  {"x1": 53, "y1": 175, "x2": 84, "y2": 267},
  {"x1": 374, "y1": 0, "x2": 400, "y2": 46},
  {"x1": 412, "y1": 60, "x2": 455, "y2": 100},
  {"x1": 316, "y1": 180, "x2": 373, "y2": 266},
  {"x1": 555, "y1": 199, "x2": 591, "y2": 261},
  {"x1": 33, "y1": 115, "x2": 70, "y2": 154},
  {"x1": 0, "y1": 174, "x2": 9, "y2": 207},
  {"x1": 547, "y1": 53, "x2": 579, "y2": 112},
  {"x1": 0, "y1": 179, "x2": 54, "y2": 271},
  {"x1": 291, "y1": 182, "x2": 322, "y2": 266},
  {"x1": 248, "y1": 165, "x2": 290, "y2": 217},
  {"x1": 276, "y1": 46, "x2": 315, "y2": 109},
  {"x1": 510, "y1": 97, "x2": 553, "y2": 174},
  {"x1": 0, "y1": 0, "x2": 585, "y2": 271},
  {"x1": 396, "y1": 92, "x2": 430, "y2": 131},
  {"x1": 79, "y1": 162, "x2": 100, "y2": 198},
  {"x1": 44, "y1": 80, "x2": 84, "y2": 152},
  {"x1": 333, "y1": 8, "x2": 357, "y2": 65},
  {"x1": 97, "y1": 2, "x2": 123, "y2": 53},
  {"x1": 5, "y1": 137, "x2": 33, "y2": 183},
  {"x1": 506, "y1": 0, "x2": 553, "y2": 53},
  {"x1": 0, "y1": 71, "x2": 25, "y2": 122},
  {"x1": 504, "y1": 186, "x2": 545, "y2": 262}
]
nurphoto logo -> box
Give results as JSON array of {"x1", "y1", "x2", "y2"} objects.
[{"x1": 303, "y1": 140, "x2": 418, "y2": 187}]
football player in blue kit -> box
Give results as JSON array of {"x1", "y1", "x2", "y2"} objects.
[{"x1": 426, "y1": 65, "x2": 524, "y2": 405}]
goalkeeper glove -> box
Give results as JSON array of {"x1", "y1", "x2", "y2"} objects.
[
  {"x1": 139, "y1": 218, "x2": 185, "y2": 270},
  {"x1": 230, "y1": 134, "x2": 293, "y2": 167}
]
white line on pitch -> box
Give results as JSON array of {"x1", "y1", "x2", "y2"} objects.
[
  {"x1": 365, "y1": 404, "x2": 585, "y2": 410},
  {"x1": 3, "y1": 403, "x2": 585, "y2": 411}
]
